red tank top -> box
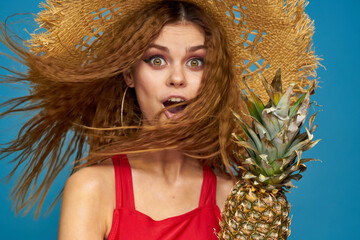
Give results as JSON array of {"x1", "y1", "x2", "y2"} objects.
[{"x1": 107, "y1": 155, "x2": 221, "y2": 240}]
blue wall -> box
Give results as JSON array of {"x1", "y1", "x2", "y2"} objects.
[{"x1": 0, "y1": 0, "x2": 359, "y2": 239}]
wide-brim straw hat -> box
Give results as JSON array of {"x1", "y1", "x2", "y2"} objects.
[{"x1": 29, "y1": 0, "x2": 318, "y2": 101}]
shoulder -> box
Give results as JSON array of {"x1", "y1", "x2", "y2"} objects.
[
  {"x1": 64, "y1": 161, "x2": 114, "y2": 196},
  {"x1": 214, "y1": 171, "x2": 236, "y2": 212},
  {"x1": 58, "y1": 160, "x2": 115, "y2": 239}
]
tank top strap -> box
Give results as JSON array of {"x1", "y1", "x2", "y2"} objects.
[
  {"x1": 111, "y1": 154, "x2": 135, "y2": 210},
  {"x1": 199, "y1": 165, "x2": 217, "y2": 207}
]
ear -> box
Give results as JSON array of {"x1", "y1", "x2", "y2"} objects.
[{"x1": 123, "y1": 70, "x2": 135, "y2": 88}]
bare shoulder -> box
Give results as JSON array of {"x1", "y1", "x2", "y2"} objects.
[
  {"x1": 215, "y1": 171, "x2": 236, "y2": 212},
  {"x1": 64, "y1": 162, "x2": 114, "y2": 198},
  {"x1": 58, "y1": 159, "x2": 115, "y2": 240}
]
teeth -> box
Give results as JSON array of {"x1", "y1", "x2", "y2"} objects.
[{"x1": 168, "y1": 97, "x2": 185, "y2": 102}]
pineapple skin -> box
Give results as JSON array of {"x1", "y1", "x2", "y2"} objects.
[{"x1": 218, "y1": 181, "x2": 291, "y2": 240}]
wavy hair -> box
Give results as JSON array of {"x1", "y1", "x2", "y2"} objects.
[{"x1": 0, "y1": 1, "x2": 243, "y2": 217}]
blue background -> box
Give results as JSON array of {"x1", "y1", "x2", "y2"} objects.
[{"x1": 0, "y1": 0, "x2": 359, "y2": 239}]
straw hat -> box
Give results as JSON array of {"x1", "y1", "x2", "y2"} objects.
[{"x1": 29, "y1": 0, "x2": 318, "y2": 101}]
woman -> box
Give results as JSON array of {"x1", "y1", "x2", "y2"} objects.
[
  {"x1": 2, "y1": 1, "x2": 239, "y2": 239},
  {"x1": 59, "y1": 3, "x2": 237, "y2": 239},
  {"x1": 0, "y1": 0, "x2": 318, "y2": 239}
]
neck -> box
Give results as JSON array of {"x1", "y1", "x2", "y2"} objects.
[{"x1": 127, "y1": 150, "x2": 201, "y2": 184}]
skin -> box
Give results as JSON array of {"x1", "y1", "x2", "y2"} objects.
[
  {"x1": 125, "y1": 22, "x2": 206, "y2": 124},
  {"x1": 58, "y1": 23, "x2": 235, "y2": 240}
]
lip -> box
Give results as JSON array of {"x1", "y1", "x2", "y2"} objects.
[{"x1": 162, "y1": 95, "x2": 188, "y2": 119}]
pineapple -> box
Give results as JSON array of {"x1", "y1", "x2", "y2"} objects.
[{"x1": 218, "y1": 69, "x2": 319, "y2": 240}]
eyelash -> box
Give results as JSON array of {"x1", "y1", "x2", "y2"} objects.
[
  {"x1": 186, "y1": 58, "x2": 204, "y2": 68},
  {"x1": 143, "y1": 55, "x2": 166, "y2": 66},
  {"x1": 143, "y1": 55, "x2": 204, "y2": 69}
]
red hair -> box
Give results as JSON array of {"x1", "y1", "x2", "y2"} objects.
[{"x1": 0, "y1": 1, "x2": 243, "y2": 217}]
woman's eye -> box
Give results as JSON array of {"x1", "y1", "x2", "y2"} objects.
[
  {"x1": 144, "y1": 56, "x2": 166, "y2": 67},
  {"x1": 186, "y1": 58, "x2": 204, "y2": 68}
]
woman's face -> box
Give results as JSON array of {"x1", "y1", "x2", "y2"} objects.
[{"x1": 125, "y1": 23, "x2": 206, "y2": 125}]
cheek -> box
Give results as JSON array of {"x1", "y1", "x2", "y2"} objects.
[
  {"x1": 133, "y1": 62, "x2": 166, "y2": 87},
  {"x1": 133, "y1": 67, "x2": 157, "y2": 95},
  {"x1": 132, "y1": 67, "x2": 163, "y2": 121},
  {"x1": 185, "y1": 70, "x2": 203, "y2": 96}
]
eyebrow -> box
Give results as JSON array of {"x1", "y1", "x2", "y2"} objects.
[{"x1": 148, "y1": 44, "x2": 206, "y2": 52}]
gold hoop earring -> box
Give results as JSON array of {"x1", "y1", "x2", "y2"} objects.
[
  {"x1": 138, "y1": 113, "x2": 142, "y2": 127},
  {"x1": 120, "y1": 86, "x2": 129, "y2": 128},
  {"x1": 121, "y1": 86, "x2": 142, "y2": 131}
]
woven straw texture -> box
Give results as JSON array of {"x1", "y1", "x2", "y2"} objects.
[{"x1": 29, "y1": 0, "x2": 318, "y2": 101}]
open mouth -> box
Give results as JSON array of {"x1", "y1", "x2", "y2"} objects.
[{"x1": 163, "y1": 97, "x2": 187, "y2": 114}]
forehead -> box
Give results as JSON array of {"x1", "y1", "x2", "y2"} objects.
[{"x1": 153, "y1": 23, "x2": 205, "y2": 46}]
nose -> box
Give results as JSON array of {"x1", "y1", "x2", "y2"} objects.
[{"x1": 167, "y1": 64, "x2": 186, "y2": 88}]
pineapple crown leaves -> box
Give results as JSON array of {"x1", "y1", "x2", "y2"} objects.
[{"x1": 233, "y1": 69, "x2": 320, "y2": 192}]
